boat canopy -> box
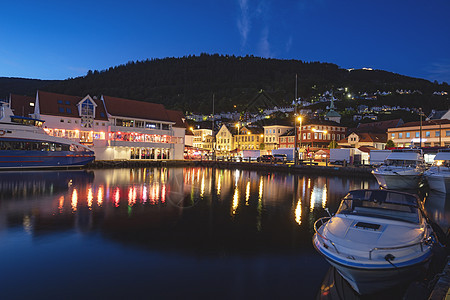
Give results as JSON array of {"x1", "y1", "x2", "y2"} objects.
[
  {"x1": 387, "y1": 152, "x2": 421, "y2": 161},
  {"x1": 434, "y1": 151, "x2": 450, "y2": 161},
  {"x1": 337, "y1": 190, "x2": 420, "y2": 223}
]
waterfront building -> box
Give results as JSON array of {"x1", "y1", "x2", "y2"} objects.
[
  {"x1": 387, "y1": 119, "x2": 450, "y2": 147},
  {"x1": 10, "y1": 91, "x2": 186, "y2": 160},
  {"x1": 216, "y1": 124, "x2": 235, "y2": 153},
  {"x1": 263, "y1": 125, "x2": 293, "y2": 150},
  {"x1": 192, "y1": 128, "x2": 213, "y2": 150},
  {"x1": 338, "y1": 132, "x2": 387, "y2": 150},
  {"x1": 234, "y1": 126, "x2": 263, "y2": 150},
  {"x1": 279, "y1": 120, "x2": 347, "y2": 149}
]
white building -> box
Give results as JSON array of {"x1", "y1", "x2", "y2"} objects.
[{"x1": 10, "y1": 91, "x2": 186, "y2": 161}]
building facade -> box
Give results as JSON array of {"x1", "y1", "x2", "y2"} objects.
[
  {"x1": 338, "y1": 132, "x2": 387, "y2": 149},
  {"x1": 234, "y1": 126, "x2": 263, "y2": 150},
  {"x1": 279, "y1": 121, "x2": 347, "y2": 149},
  {"x1": 10, "y1": 91, "x2": 186, "y2": 161},
  {"x1": 216, "y1": 124, "x2": 235, "y2": 153},
  {"x1": 192, "y1": 128, "x2": 213, "y2": 150},
  {"x1": 387, "y1": 119, "x2": 450, "y2": 147},
  {"x1": 263, "y1": 125, "x2": 293, "y2": 150}
]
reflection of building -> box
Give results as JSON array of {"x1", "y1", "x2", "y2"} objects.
[{"x1": 10, "y1": 91, "x2": 186, "y2": 160}]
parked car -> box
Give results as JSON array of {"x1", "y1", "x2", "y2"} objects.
[
  {"x1": 257, "y1": 155, "x2": 275, "y2": 162},
  {"x1": 273, "y1": 154, "x2": 287, "y2": 163}
]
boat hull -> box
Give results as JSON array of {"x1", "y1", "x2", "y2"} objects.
[
  {"x1": 425, "y1": 173, "x2": 450, "y2": 193},
  {"x1": 372, "y1": 172, "x2": 422, "y2": 190},
  {"x1": 323, "y1": 253, "x2": 429, "y2": 294},
  {"x1": 313, "y1": 234, "x2": 432, "y2": 295},
  {"x1": 0, "y1": 150, "x2": 94, "y2": 169}
]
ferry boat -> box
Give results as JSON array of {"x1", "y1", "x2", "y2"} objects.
[
  {"x1": 424, "y1": 150, "x2": 450, "y2": 193},
  {"x1": 313, "y1": 189, "x2": 435, "y2": 295},
  {"x1": 0, "y1": 100, "x2": 95, "y2": 169},
  {"x1": 372, "y1": 149, "x2": 425, "y2": 190}
]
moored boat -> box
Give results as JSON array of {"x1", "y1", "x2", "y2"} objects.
[
  {"x1": 313, "y1": 189, "x2": 435, "y2": 295},
  {"x1": 372, "y1": 149, "x2": 425, "y2": 190},
  {"x1": 0, "y1": 100, "x2": 94, "y2": 169},
  {"x1": 424, "y1": 150, "x2": 450, "y2": 193}
]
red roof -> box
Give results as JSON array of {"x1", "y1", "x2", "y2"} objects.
[
  {"x1": 36, "y1": 90, "x2": 108, "y2": 121},
  {"x1": 357, "y1": 132, "x2": 387, "y2": 143},
  {"x1": 166, "y1": 109, "x2": 186, "y2": 128},
  {"x1": 9, "y1": 94, "x2": 35, "y2": 117},
  {"x1": 102, "y1": 95, "x2": 171, "y2": 122}
]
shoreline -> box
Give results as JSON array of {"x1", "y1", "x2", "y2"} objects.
[{"x1": 88, "y1": 160, "x2": 374, "y2": 178}]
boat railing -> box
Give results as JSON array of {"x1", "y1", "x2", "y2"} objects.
[
  {"x1": 368, "y1": 236, "x2": 433, "y2": 260},
  {"x1": 314, "y1": 217, "x2": 340, "y2": 254}
]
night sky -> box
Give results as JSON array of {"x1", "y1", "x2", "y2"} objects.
[{"x1": 1, "y1": 0, "x2": 450, "y2": 83}]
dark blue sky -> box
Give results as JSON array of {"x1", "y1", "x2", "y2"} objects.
[{"x1": 2, "y1": 0, "x2": 450, "y2": 83}]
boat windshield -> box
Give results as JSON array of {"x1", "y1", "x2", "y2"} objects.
[
  {"x1": 336, "y1": 190, "x2": 420, "y2": 223},
  {"x1": 386, "y1": 159, "x2": 419, "y2": 167}
]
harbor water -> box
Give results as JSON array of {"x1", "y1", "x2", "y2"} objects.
[{"x1": 0, "y1": 167, "x2": 448, "y2": 299}]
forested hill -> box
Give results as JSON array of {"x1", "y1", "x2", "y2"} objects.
[{"x1": 1, "y1": 54, "x2": 448, "y2": 114}]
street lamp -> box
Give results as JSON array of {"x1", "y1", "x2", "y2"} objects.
[
  {"x1": 235, "y1": 123, "x2": 240, "y2": 152},
  {"x1": 296, "y1": 116, "x2": 302, "y2": 163}
]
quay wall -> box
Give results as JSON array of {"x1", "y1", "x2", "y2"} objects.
[{"x1": 88, "y1": 160, "x2": 373, "y2": 178}]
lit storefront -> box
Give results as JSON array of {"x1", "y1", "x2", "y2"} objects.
[{"x1": 10, "y1": 91, "x2": 186, "y2": 161}]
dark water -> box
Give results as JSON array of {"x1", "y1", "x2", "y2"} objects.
[{"x1": 0, "y1": 168, "x2": 447, "y2": 299}]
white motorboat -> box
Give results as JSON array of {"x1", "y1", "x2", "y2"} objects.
[
  {"x1": 424, "y1": 150, "x2": 450, "y2": 193},
  {"x1": 313, "y1": 189, "x2": 435, "y2": 295},
  {"x1": 0, "y1": 100, "x2": 94, "y2": 169},
  {"x1": 372, "y1": 149, "x2": 425, "y2": 190}
]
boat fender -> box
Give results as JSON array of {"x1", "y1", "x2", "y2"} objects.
[{"x1": 0, "y1": 130, "x2": 5, "y2": 136}]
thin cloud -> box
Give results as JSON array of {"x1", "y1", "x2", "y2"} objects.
[
  {"x1": 426, "y1": 60, "x2": 450, "y2": 83},
  {"x1": 286, "y1": 36, "x2": 293, "y2": 53},
  {"x1": 258, "y1": 26, "x2": 271, "y2": 57},
  {"x1": 237, "y1": 0, "x2": 250, "y2": 47}
]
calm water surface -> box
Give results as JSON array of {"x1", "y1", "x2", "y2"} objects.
[{"x1": 0, "y1": 168, "x2": 448, "y2": 299}]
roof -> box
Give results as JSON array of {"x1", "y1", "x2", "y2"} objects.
[
  {"x1": 166, "y1": 109, "x2": 186, "y2": 128},
  {"x1": 357, "y1": 132, "x2": 387, "y2": 143},
  {"x1": 398, "y1": 119, "x2": 450, "y2": 128},
  {"x1": 325, "y1": 110, "x2": 341, "y2": 118},
  {"x1": 36, "y1": 90, "x2": 108, "y2": 121},
  {"x1": 102, "y1": 95, "x2": 171, "y2": 122},
  {"x1": 280, "y1": 128, "x2": 295, "y2": 137},
  {"x1": 307, "y1": 119, "x2": 346, "y2": 127},
  {"x1": 356, "y1": 119, "x2": 403, "y2": 133},
  {"x1": 9, "y1": 94, "x2": 35, "y2": 117}
]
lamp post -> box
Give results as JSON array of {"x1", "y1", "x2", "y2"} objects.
[
  {"x1": 296, "y1": 116, "x2": 302, "y2": 163},
  {"x1": 419, "y1": 108, "x2": 423, "y2": 148},
  {"x1": 235, "y1": 123, "x2": 240, "y2": 155}
]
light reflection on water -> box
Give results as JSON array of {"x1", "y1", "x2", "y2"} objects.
[{"x1": 3, "y1": 167, "x2": 438, "y2": 299}]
